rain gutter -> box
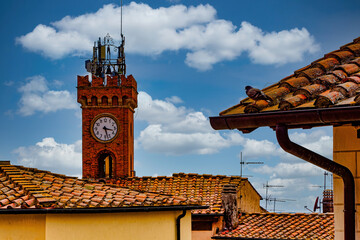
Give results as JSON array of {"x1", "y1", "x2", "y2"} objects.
[
  {"x1": 209, "y1": 106, "x2": 359, "y2": 240},
  {"x1": 0, "y1": 205, "x2": 207, "y2": 214},
  {"x1": 209, "y1": 106, "x2": 360, "y2": 132},
  {"x1": 276, "y1": 124, "x2": 355, "y2": 240},
  {"x1": 176, "y1": 210, "x2": 186, "y2": 240}
]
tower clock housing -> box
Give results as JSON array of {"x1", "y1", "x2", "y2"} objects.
[{"x1": 77, "y1": 74, "x2": 137, "y2": 179}]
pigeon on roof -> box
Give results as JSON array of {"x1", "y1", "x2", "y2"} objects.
[{"x1": 245, "y1": 86, "x2": 272, "y2": 102}]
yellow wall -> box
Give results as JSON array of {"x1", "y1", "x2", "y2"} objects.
[
  {"x1": 333, "y1": 125, "x2": 360, "y2": 240},
  {"x1": 0, "y1": 210, "x2": 192, "y2": 240},
  {"x1": 238, "y1": 181, "x2": 261, "y2": 213},
  {"x1": 0, "y1": 214, "x2": 46, "y2": 240}
]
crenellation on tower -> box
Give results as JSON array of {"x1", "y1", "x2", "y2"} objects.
[{"x1": 77, "y1": 75, "x2": 137, "y2": 109}]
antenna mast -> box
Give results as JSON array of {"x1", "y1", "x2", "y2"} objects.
[
  {"x1": 120, "y1": 0, "x2": 123, "y2": 36},
  {"x1": 84, "y1": 1, "x2": 126, "y2": 78},
  {"x1": 239, "y1": 152, "x2": 263, "y2": 177},
  {"x1": 263, "y1": 181, "x2": 284, "y2": 210},
  {"x1": 269, "y1": 197, "x2": 295, "y2": 212}
]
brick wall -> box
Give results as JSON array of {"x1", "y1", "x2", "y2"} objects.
[{"x1": 77, "y1": 75, "x2": 137, "y2": 179}]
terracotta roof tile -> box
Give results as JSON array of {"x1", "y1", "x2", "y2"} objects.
[
  {"x1": 111, "y1": 173, "x2": 259, "y2": 214},
  {"x1": 214, "y1": 213, "x2": 334, "y2": 240},
  {"x1": 0, "y1": 164, "x2": 200, "y2": 209},
  {"x1": 220, "y1": 37, "x2": 360, "y2": 117}
]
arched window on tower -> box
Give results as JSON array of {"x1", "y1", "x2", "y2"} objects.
[
  {"x1": 91, "y1": 96, "x2": 98, "y2": 106},
  {"x1": 80, "y1": 96, "x2": 87, "y2": 106},
  {"x1": 98, "y1": 153, "x2": 113, "y2": 178},
  {"x1": 122, "y1": 95, "x2": 128, "y2": 105},
  {"x1": 112, "y1": 96, "x2": 118, "y2": 106},
  {"x1": 101, "y1": 96, "x2": 108, "y2": 105}
]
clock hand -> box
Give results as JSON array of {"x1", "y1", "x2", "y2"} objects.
[{"x1": 103, "y1": 126, "x2": 109, "y2": 139}]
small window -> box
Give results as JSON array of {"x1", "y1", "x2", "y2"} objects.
[
  {"x1": 122, "y1": 96, "x2": 128, "y2": 104},
  {"x1": 101, "y1": 96, "x2": 108, "y2": 105},
  {"x1": 112, "y1": 96, "x2": 118, "y2": 106},
  {"x1": 98, "y1": 154, "x2": 112, "y2": 178},
  {"x1": 81, "y1": 96, "x2": 87, "y2": 106},
  {"x1": 91, "y1": 96, "x2": 98, "y2": 106}
]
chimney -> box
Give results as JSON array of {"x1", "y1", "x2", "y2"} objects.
[
  {"x1": 322, "y1": 189, "x2": 334, "y2": 213},
  {"x1": 221, "y1": 184, "x2": 239, "y2": 230}
]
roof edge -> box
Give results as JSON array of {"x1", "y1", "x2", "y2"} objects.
[
  {"x1": 210, "y1": 105, "x2": 360, "y2": 132},
  {"x1": 0, "y1": 205, "x2": 208, "y2": 215}
]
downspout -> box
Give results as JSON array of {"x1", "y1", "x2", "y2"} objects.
[
  {"x1": 176, "y1": 210, "x2": 186, "y2": 240},
  {"x1": 276, "y1": 124, "x2": 355, "y2": 240}
]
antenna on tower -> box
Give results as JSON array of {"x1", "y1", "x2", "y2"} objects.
[
  {"x1": 84, "y1": 1, "x2": 126, "y2": 78},
  {"x1": 120, "y1": 0, "x2": 123, "y2": 36},
  {"x1": 239, "y1": 152, "x2": 263, "y2": 177}
]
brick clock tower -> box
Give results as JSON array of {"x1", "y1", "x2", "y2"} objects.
[{"x1": 77, "y1": 34, "x2": 137, "y2": 179}]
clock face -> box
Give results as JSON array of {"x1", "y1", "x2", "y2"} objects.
[{"x1": 91, "y1": 114, "x2": 119, "y2": 142}]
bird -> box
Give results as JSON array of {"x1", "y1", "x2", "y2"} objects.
[{"x1": 245, "y1": 86, "x2": 272, "y2": 102}]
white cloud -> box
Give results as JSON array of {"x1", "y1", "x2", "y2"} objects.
[
  {"x1": 136, "y1": 91, "x2": 188, "y2": 126},
  {"x1": 18, "y1": 75, "x2": 77, "y2": 116},
  {"x1": 242, "y1": 138, "x2": 281, "y2": 159},
  {"x1": 254, "y1": 162, "x2": 323, "y2": 178},
  {"x1": 4, "y1": 81, "x2": 14, "y2": 87},
  {"x1": 165, "y1": 96, "x2": 183, "y2": 104},
  {"x1": 13, "y1": 138, "x2": 82, "y2": 177},
  {"x1": 136, "y1": 91, "x2": 245, "y2": 155},
  {"x1": 16, "y1": 3, "x2": 319, "y2": 70},
  {"x1": 138, "y1": 124, "x2": 243, "y2": 155},
  {"x1": 136, "y1": 92, "x2": 331, "y2": 159},
  {"x1": 248, "y1": 27, "x2": 318, "y2": 65},
  {"x1": 240, "y1": 129, "x2": 333, "y2": 161},
  {"x1": 289, "y1": 130, "x2": 333, "y2": 159}
]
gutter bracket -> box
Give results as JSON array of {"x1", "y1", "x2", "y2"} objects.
[
  {"x1": 316, "y1": 110, "x2": 326, "y2": 124},
  {"x1": 275, "y1": 124, "x2": 355, "y2": 240}
]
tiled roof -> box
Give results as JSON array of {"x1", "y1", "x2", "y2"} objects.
[
  {"x1": 0, "y1": 163, "x2": 199, "y2": 209},
  {"x1": 111, "y1": 173, "x2": 256, "y2": 214},
  {"x1": 213, "y1": 213, "x2": 334, "y2": 240},
  {"x1": 220, "y1": 37, "x2": 360, "y2": 117}
]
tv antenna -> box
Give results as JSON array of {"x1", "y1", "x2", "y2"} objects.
[
  {"x1": 269, "y1": 197, "x2": 295, "y2": 212},
  {"x1": 263, "y1": 181, "x2": 284, "y2": 210},
  {"x1": 239, "y1": 152, "x2": 263, "y2": 177}
]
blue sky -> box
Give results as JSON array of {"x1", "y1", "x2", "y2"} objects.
[{"x1": 1, "y1": 0, "x2": 359, "y2": 212}]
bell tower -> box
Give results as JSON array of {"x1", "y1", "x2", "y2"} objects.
[{"x1": 77, "y1": 34, "x2": 137, "y2": 179}]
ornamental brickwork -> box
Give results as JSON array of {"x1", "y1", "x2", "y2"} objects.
[{"x1": 77, "y1": 74, "x2": 137, "y2": 179}]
